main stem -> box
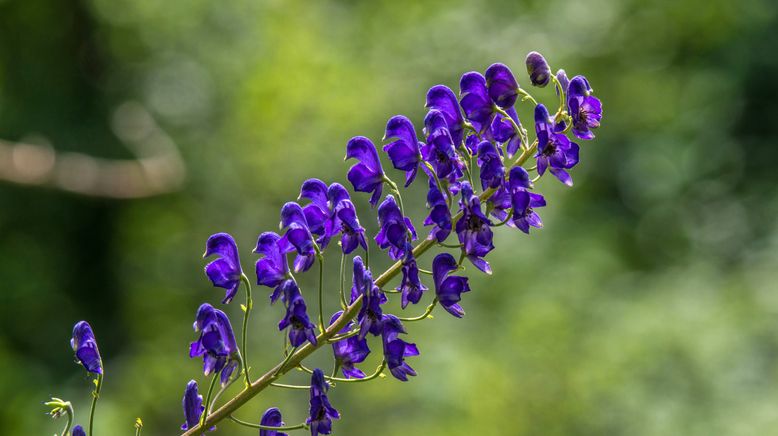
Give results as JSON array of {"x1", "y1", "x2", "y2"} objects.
[{"x1": 181, "y1": 145, "x2": 537, "y2": 435}]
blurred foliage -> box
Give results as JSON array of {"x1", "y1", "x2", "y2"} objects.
[{"x1": 2, "y1": 0, "x2": 778, "y2": 434}]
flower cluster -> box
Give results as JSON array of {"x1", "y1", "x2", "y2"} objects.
[{"x1": 46, "y1": 50, "x2": 601, "y2": 436}]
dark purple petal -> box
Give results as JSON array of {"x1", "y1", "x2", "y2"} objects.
[
  {"x1": 259, "y1": 407, "x2": 288, "y2": 436},
  {"x1": 383, "y1": 115, "x2": 422, "y2": 187},
  {"x1": 459, "y1": 72, "x2": 494, "y2": 134},
  {"x1": 485, "y1": 63, "x2": 519, "y2": 108},
  {"x1": 72, "y1": 426, "x2": 86, "y2": 436},
  {"x1": 204, "y1": 233, "x2": 243, "y2": 304},
  {"x1": 425, "y1": 85, "x2": 464, "y2": 146},
  {"x1": 71, "y1": 321, "x2": 102, "y2": 374},
  {"x1": 346, "y1": 136, "x2": 384, "y2": 206},
  {"x1": 525, "y1": 51, "x2": 551, "y2": 87}
]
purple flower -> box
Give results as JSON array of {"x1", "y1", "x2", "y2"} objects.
[
  {"x1": 509, "y1": 167, "x2": 546, "y2": 234},
  {"x1": 381, "y1": 315, "x2": 419, "y2": 381},
  {"x1": 72, "y1": 426, "x2": 86, "y2": 436},
  {"x1": 455, "y1": 182, "x2": 494, "y2": 274},
  {"x1": 203, "y1": 233, "x2": 244, "y2": 304},
  {"x1": 485, "y1": 63, "x2": 519, "y2": 108},
  {"x1": 181, "y1": 380, "x2": 208, "y2": 431},
  {"x1": 189, "y1": 304, "x2": 240, "y2": 386},
  {"x1": 490, "y1": 106, "x2": 523, "y2": 157},
  {"x1": 259, "y1": 407, "x2": 288, "y2": 436},
  {"x1": 375, "y1": 195, "x2": 417, "y2": 261},
  {"x1": 254, "y1": 232, "x2": 293, "y2": 303},
  {"x1": 329, "y1": 311, "x2": 370, "y2": 379},
  {"x1": 432, "y1": 253, "x2": 471, "y2": 318},
  {"x1": 459, "y1": 72, "x2": 495, "y2": 135},
  {"x1": 279, "y1": 202, "x2": 317, "y2": 273},
  {"x1": 464, "y1": 134, "x2": 479, "y2": 155},
  {"x1": 307, "y1": 369, "x2": 340, "y2": 436},
  {"x1": 346, "y1": 136, "x2": 384, "y2": 206},
  {"x1": 397, "y1": 246, "x2": 428, "y2": 309},
  {"x1": 476, "y1": 140, "x2": 505, "y2": 191},
  {"x1": 299, "y1": 180, "x2": 367, "y2": 254},
  {"x1": 278, "y1": 283, "x2": 318, "y2": 347},
  {"x1": 567, "y1": 75, "x2": 602, "y2": 140},
  {"x1": 351, "y1": 256, "x2": 386, "y2": 340},
  {"x1": 71, "y1": 321, "x2": 102, "y2": 374},
  {"x1": 423, "y1": 172, "x2": 452, "y2": 243},
  {"x1": 534, "y1": 104, "x2": 580, "y2": 186},
  {"x1": 425, "y1": 85, "x2": 464, "y2": 147},
  {"x1": 525, "y1": 51, "x2": 551, "y2": 87},
  {"x1": 383, "y1": 115, "x2": 423, "y2": 187},
  {"x1": 422, "y1": 109, "x2": 464, "y2": 181}
]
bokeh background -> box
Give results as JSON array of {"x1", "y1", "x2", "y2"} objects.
[{"x1": 2, "y1": 0, "x2": 778, "y2": 434}]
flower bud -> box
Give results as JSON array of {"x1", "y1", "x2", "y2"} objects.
[{"x1": 525, "y1": 51, "x2": 551, "y2": 87}]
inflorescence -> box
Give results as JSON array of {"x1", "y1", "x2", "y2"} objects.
[{"x1": 49, "y1": 50, "x2": 602, "y2": 435}]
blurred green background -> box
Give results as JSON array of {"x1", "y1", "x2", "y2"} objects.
[{"x1": 2, "y1": 0, "x2": 778, "y2": 434}]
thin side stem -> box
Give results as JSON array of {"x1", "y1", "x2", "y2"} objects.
[
  {"x1": 239, "y1": 274, "x2": 253, "y2": 386},
  {"x1": 270, "y1": 382, "x2": 310, "y2": 390},
  {"x1": 398, "y1": 299, "x2": 437, "y2": 322},
  {"x1": 88, "y1": 372, "x2": 103, "y2": 436},
  {"x1": 327, "y1": 361, "x2": 386, "y2": 383},
  {"x1": 339, "y1": 252, "x2": 347, "y2": 309},
  {"x1": 317, "y1": 254, "x2": 325, "y2": 333},
  {"x1": 228, "y1": 415, "x2": 308, "y2": 431},
  {"x1": 199, "y1": 375, "x2": 218, "y2": 430}
]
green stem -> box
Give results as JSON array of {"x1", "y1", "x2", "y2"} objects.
[
  {"x1": 517, "y1": 88, "x2": 539, "y2": 106},
  {"x1": 398, "y1": 299, "x2": 437, "y2": 322},
  {"x1": 199, "y1": 375, "x2": 219, "y2": 430},
  {"x1": 327, "y1": 328, "x2": 359, "y2": 343},
  {"x1": 424, "y1": 161, "x2": 452, "y2": 207},
  {"x1": 228, "y1": 415, "x2": 308, "y2": 431},
  {"x1": 328, "y1": 361, "x2": 386, "y2": 383},
  {"x1": 88, "y1": 373, "x2": 103, "y2": 436},
  {"x1": 239, "y1": 274, "x2": 253, "y2": 386},
  {"x1": 270, "y1": 382, "x2": 310, "y2": 390},
  {"x1": 492, "y1": 212, "x2": 513, "y2": 227},
  {"x1": 438, "y1": 242, "x2": 463, "y2": 249},
  {"x1": 317, "y1": 254, "x2": 325, "y2": 334},
  {"x1": 134, "y1": 418, "x2": 143, "y2": 436},
  {"x1": 274, "y1": 346, "x2": 298, "y2": 376},
  {"x1": 339, "y1": 252, "x2": 347, "y2": 309},
  {"x1": 418, "y1": 268, "x2": 433, "y2": 275}
]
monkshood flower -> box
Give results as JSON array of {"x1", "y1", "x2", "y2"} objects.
[
  {"x1": 425, "y1": 85, "x2": 464, "y2": 147},
  {"x1": 455, "y1": 182, "x2": 494, "y2": 274},
  {"x1": 508, "y1": 167, "x2": 546, "y2": 234},
  {"x1": 485, "y1": 63, "x2": 519, "y2": 108},
  {"x1": 525, "y1": 51, "x2": 551, "y2": 87},
  {"x1": 351, "y1": 256, "x2": 387, "y2": 340},
  {"x1": 299, "y1": 180, "x2": 361, "y2": 250},
  {"x1": 383, "y1": 115, "x2": 423, "y2": 187},
  {"x1": 204, "y1": 232, "x2": 244, "y2": 304},
  {"x1": 72, "y1": 425, "x2": 86, "y2": 436},
  {"x1": 459, "y1": 72, "x2": 495, "y2": 134},
  {"x1": 476, "y1": 140, "x2": 505, "y2": 191},
  {"x1": 567, "y1": 75, "x2": 602, "y2": 140},
  {"x1": 422, "y1": 109, "x2": 464, "y2": 181},
  {"x1": 397, "y1": 245, "x2": 428, "y2": 309},
  {"x1": 534, "y1": 103, "x2": 580, "y2": 186},
  {"x1": 381, "y1": 315, "x2": 420, "y2": 381},
  {"x1": 491, "y1": 106, "x2": 523, "y2": 157},
  {"x1": 423, "y1": 172, "x2": 452, "y2": 243},
  {"x1": 254, "y1": 231, "x2": 292, "y2": 303},
  {"x1": 189, "y1": 303, "x2": 239, "y2": 386},
  {"x1": 307, "y1": 369, "x2": 340, "y2": 436},
  {"x1": 180, "y1": 380, "x2": 207, "y2": 432},
  {"x1": 346, "y1": 136, "x2": 384, "y2": 206},
  {"x1": 71, "y1": 321, "x2": 102, "y2": 374},
  {"x1": 375, "y1": 194, "x2": 417, "y2": 260},
  {"x1": 432, "y1": 253, "x2": 471, "y2": 318},
  {"x1": 260, "y1": 407, "x2": 288, "y2": 436},
  {"x1": 279, "y1": 285, "x2": 318, "y2": 347},
  {"x1": 329, "y1": 311, "x2": 370, "y2": 379},
  {"x1": 279, "y1": 202, "x2": 317, "y2": 273}
]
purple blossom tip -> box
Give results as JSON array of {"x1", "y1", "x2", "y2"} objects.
[
  {"x1": 204, "y1": 232, "x2": 243, "y2": 304},
  {"x1": 71, "y1": 320, "x2": 102, "y2": 374},
  {"x1": 525, "y1": 51, "x2": 551, "y2": 87},
  {"x1": 485, "y1": 62, "x2": 519, "y2": 108}
]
